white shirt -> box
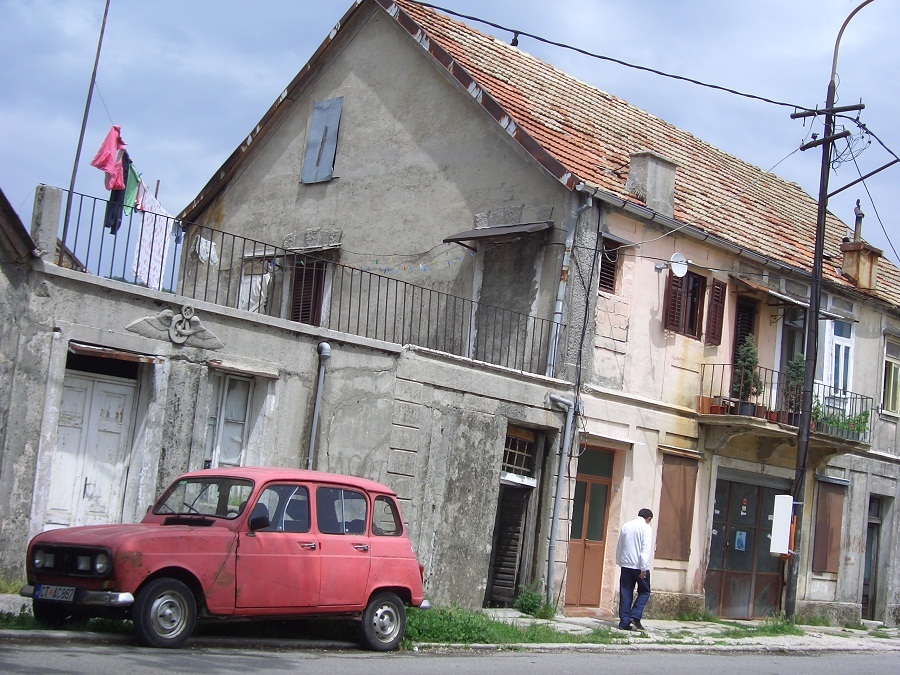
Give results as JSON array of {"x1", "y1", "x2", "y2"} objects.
[{"x1": 616, "y1": 516, "x2": 652, "y2": 571}]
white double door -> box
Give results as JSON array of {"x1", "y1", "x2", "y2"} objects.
[{"x1": 45, "y1": 372, "x2": 136, "y2": 529}]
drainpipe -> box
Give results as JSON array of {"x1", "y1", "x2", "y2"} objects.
[
  {"x1": 545, "y1": 198, "x2": 592, "y2": 378},
  {"x1": 307, "y1": 341, "x2": 331, "y2": 470},
  {"x1": 547, "y1": 394, "x2": 578, "y2": 609}
]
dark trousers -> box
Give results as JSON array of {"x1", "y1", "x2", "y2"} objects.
[{"x1": 618, "y1": 567, "x2": 651, "y2": 627}]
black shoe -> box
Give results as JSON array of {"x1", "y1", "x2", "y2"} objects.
[
  {"x1": 618, "y1": 623, "x2": 633, "y2": 630},
  {"x1": 631, "y1": 619, "x2": 645, "y2": 631}
]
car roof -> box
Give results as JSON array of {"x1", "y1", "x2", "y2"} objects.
[{"x1": 176, "y1": 466, "x2": 397, "y2": 496}]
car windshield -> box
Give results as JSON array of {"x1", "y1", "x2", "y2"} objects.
[{"x1": 154, "y1": 477, "x2": 254, "y2": 519}]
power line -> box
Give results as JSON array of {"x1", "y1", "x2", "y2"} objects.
[{"x1": 406, "y1": 0, "x2": 814, "y2": 112}]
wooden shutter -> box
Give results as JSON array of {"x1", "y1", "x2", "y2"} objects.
[
  {"x1": 732, "y1": 299, "x2": 757, "y2": 360},
  {"x1": 664, "y1": 272, "x2": 684, "y2": 331},
  {"x1": 488, "y1": 486, "x2": 530, "y2": 605},
  {"x1": 291, "y1": 257, "x2": 326, "y2": 326},
  {"x1": 598, "y1": 239, "x2": 618, "y2": 293},
  {"x1": 301, "y1": 97, "x2": 344, "y2": 184},
  {"x1": 655, "y1": 454, "x2": 698, "y2": 561},
  {"x1": 705, "y1": 279, "x2": 727, "y2": 346},
  {"x1": 812, "y1": 482, "x2": 845, "y2": 573}
]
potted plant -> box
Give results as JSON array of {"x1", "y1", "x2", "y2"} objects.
[
  {"x1": 732, "y1": 334, "x2": 763, "y2": 416},
  {"x1": 780, "y1": 353, "x2": 805, "y2": 426}
]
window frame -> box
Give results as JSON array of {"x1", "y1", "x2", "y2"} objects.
[
  {"x1": 812, "y1": 481, "x2": 845, "y2": 574},
  {"x1": 597, "y1": 237, "x2": 620, "y2": 294},
  {"x1": 205, "y1": 372, "x2": 254, "y2": 469},
  {"x1": 883, "y1": 338, "x2": 900, "y2": 415},
  {"x1": 663, "y1": 270, "x2": 707, "y2": 340},
  {"x1": 655, "y1": 454, "x2": 698, "y2": 561}
]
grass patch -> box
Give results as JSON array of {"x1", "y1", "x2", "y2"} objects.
[
  {"x1": 797, "y1": 614, "x2": 831, "y2": 627},
  {"x1": 843, "y1": 621, "x2": 867, "y2": 631},
  {"x1": 717, "y1": 614, "x2": 803, "y2": 639},
  {"x1": 869, "y1": 628, "x2": 892, "y2": 639},
  {"x1": 403, "y1": 606, "x2": 616, "y2": 647},
  {"x1": 0, "y1": 607, "x2": 131, "y2": 634}
]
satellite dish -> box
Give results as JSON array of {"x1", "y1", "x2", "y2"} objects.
[{"x1": 670, "y1": 252, "x2": 688, "y2": 278}]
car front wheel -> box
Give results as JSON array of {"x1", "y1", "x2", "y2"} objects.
[
  {"x1": 132, "y1": 578, "x2": 197, "y2": 648},
  {"x1": 359, "y1": 592, "x2": 406, "y2": 651}
]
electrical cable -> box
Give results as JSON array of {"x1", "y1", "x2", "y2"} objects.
[{"x1": 405, "y1": 0, "x2": 815, "y2": 113}]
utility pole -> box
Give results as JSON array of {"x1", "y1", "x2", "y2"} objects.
[{"x1": 784, "y1": 0, "x2": 875, "y2": 620}]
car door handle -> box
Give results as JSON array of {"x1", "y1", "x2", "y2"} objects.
[
  {"x1": 299, "y1": 542, "x2": 317, "y2": 550},
  {"x1": 352, "y1": 544, "x2": 369, "y2": 552}
]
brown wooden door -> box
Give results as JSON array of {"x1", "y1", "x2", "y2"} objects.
[{"x1": 565, "y1": 448, "x2": 613, "y2": 608}]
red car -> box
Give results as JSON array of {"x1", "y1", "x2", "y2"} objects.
[{"x1": 21, "y1": 467, "x2": 430, "y2": 650}]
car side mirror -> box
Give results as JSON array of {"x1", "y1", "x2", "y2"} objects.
[{"x1": 249, "y1": 515, "x2": 270, "y2": 531}]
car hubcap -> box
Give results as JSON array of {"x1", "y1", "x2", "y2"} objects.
[
  {"x1": 372, "y1": 603, "x2": 399, "y2": 642},
  {"x1": 150, "y1": 592, "x2": 187, "y2": 637}
]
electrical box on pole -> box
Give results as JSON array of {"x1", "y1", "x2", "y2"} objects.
[{"x1": 770, "y1": 494, "x2": 793, "y2": 556}]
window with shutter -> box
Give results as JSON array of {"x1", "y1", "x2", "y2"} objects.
[
  {"x1": 732, "y1": 299, "x2": 757, "y2": 361},
  {"x1": 656, "y1": 454, "x2": 698, "y2": 561},
  {"x1": 812, "y1": 481, "x2": 845, "y2": 574},
  {"x1": 291, "y1": 256, "x2": 328, "y2": 326},
  {"x1": 664, "y1": 270, "x2": 706, "y2": 339},
  {"x1": 705, "y1": 279, "x2": 727, "y2": 346},
  {"x1": 300, "y1": 97, "x2": 344, "y2": 184},
  {"x1": 598, "y1": 238, "x2": 619, "y2": 294}
]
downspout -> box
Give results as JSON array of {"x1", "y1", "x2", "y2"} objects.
[
  {"x1": 545, "y1": 198, "x2": 592, "y2": 378},
  {"x1": 307, "y1": 341, "x2": 331, "y2": 470},
  {"x1": 547, "y1": 393, "x2": 577, "y2": 608}
]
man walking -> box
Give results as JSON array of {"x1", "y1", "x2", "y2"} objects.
[{"x1": 615, "y1": 508, "x2": 653, "y2": 631}]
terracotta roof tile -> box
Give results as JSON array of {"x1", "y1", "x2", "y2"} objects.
[{"x1": 393, "y1": 0, "x2": 899, "y2": 308}]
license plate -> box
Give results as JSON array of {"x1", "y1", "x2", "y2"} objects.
[{"x1": 35, "y1": 584, "x2": 76, "y2": 602}]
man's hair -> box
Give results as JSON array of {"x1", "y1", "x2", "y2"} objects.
[{"x1": 638, "y1": 508, "x2": 653, "y2": 519}]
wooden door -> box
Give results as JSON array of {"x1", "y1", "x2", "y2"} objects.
[
  {"x1": 46, "y1": 373, "x2": 135, "y2": 529},
  {"x1": 565, "y1": 448, "x2": 613, "y2": 608}
]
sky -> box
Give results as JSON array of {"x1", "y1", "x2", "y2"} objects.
[{"x1": 1, "y1": 0, "x2": 898, "y2": 266}]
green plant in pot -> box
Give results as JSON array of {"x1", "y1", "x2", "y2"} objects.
[
  {"x1": 781, "y1": 353, "x2": 806, "y2": 425},
  {"x1": 732, "y1": 334, "x2": 763, "y2": 415}
]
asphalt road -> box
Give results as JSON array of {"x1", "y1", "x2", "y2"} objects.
[{"x1": 1, "y1": 642, "x2": 898, "y2": 674}]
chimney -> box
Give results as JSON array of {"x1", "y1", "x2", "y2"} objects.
[
  {"x1": 625, "y1": 150, "x2": 678, "y2": 219},
  {"x1": 840, "y1": 201, "x2": 882, "y2": 289}
]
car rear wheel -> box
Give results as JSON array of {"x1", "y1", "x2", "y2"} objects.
[
  {"x1": 133, "y1": 578, "x2": 197, "y2": 648},
  {"x1": 359, "y1": 592, "x2": 406, "y2": 651}
]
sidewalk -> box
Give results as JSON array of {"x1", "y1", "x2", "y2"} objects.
[{"x1": 3, "y1": 594, "x2": 899, "y2": 653}]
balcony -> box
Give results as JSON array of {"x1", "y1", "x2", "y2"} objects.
[
  {"x1": 698, "y1": 363, "x2": 873, "y2": 444},
  {"x1": 49, "y1": 189, "x2": 555, "y2": 375}
]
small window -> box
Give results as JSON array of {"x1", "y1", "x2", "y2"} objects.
[
  {"x1": 301, "y1": 97, "x2": 343, "y2": 184},
  {"x1": 372, "y1": 496, "x2": 403, "y2": 536},
  {"x1": 502, "y1": 427, "x2": 536, "y2": 477},
  {"x1": 597, "y1": 238, "x2": 619, "y2": 294},
  {"x1": 205, "y1": 373, "x2": 253, "y2": 468},
  {"x1": 812, "y1": 481, "x2": 845, "y2": 574},
  {"x1": 316, "y1": 486, "x2": 368, "y2": 535},
  {"x1": 664, "y1": 270, "x2": 706, "y2": 339},
  {"x1": 882, "y1": 339, "x2": 899, "y2": 415}
]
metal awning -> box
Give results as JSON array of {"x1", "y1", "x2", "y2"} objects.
[
  {"x1": 731, "y1": 276, "x2": 845, "y2": 320},
  {"x1": 68, "y1": 342, "x2": 160, "y2": 364},
  {"x1": 443, "y1": 221, "x2": 553, "y2": 250}
]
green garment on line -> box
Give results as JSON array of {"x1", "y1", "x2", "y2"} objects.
[{"x1": 123, "y1": 163, "x2": 141, "y2": 216}]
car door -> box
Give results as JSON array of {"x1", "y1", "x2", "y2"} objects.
[
  {"x1": 316, "y1": 485, "x2": 371, "y2": 607},
  {"x1": 235, "y1": 483, "x2": 321, "y2": 610}
]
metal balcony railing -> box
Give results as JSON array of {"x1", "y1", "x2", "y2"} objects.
[
  {"x1": 52, "y1": 189, "x2": 554, "y2": 374},
  {"x1": 698, "y1": 363, "x2": 873, "y2": 443}
]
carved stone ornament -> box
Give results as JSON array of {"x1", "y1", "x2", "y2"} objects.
[{"x1": 126, "y1": 304, "x2": 225, "y2": 350}]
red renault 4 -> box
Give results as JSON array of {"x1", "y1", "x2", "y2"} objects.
[{"x1": 21, "y1": 467, "x2": 430, "y2": 650}]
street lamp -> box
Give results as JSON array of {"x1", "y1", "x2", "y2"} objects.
[{"x1": 784, "y1": 0, "x2": 876, "y2": 620}]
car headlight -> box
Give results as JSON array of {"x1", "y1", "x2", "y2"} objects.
[
  {"x1": 33, "y1": 548, "x2": 45, "y2": 569},
  {"x1": 94, "y1": 552, "x2": 110, "y2": 575}
]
